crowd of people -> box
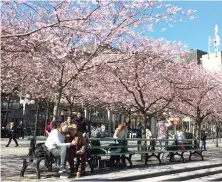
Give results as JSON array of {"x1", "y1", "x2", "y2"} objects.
[{"x1": 4, "y1": 109, "x2": 208, "y2": 178}]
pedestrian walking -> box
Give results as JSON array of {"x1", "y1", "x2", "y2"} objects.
[
  {"x1": 18, "y1": 120, "x2": 24, "y2": 139},
  {"x1": 136, "y1": 122, "x2": 142, "y2": 151},
  {"x1": 201, "y1": 130, "x2": 207, "y2": 150},
  {"x1": 6, "y1": 122, "x2": 19, "y2": 147}
]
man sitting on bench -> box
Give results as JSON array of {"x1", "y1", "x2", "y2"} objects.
[
  {"x1": 65, "y1": 124, "x2": 87, "y2": 177},
  {"x1": 45, "y1": 121, "x2": 76, "y2": 176}
]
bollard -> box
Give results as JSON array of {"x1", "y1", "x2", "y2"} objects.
[{"x1": 76, "y1": 171, "x2": 81, "y2": 178}]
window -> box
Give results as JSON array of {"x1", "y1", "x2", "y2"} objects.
[{"x1": 8, "y1": 100, "x2": 20, "y2": 110}]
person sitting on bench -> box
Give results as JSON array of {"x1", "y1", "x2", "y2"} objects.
[
  {"x1": 113, "y1": 121, "x2": 129, "y2": 143},
  {"x1": 177, "y1": 129, "x2": 186, "y2": 150},
  {"x1": 65, "y1": 124, "x2": 87, "y2": 176},
  {"x1": 45, "y1": 121, "x2": 76, "y2": 175}
]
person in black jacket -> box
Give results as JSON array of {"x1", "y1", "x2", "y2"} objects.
[
  {"x1": 201, "y1": 130, "x2": 207, "y2": 150},
  {"x1": 6, "y1": 122, "x2": 19, "y2": 147},
  {"x1": 18, "y1": 120, "x2": 24, "y2": 139},
  {"x1": 56, "y1": 109, "x2": 67, "y2": 127},
  {"x1": 72, "y1": 111, "x2": 90, "y2": 138}
]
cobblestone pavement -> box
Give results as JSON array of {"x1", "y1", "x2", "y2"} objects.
[{"x1": 1, "y1": 139, "x2": 222, "y2": 181}]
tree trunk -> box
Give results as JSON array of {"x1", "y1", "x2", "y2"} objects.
[
  {"x1": 68, "y1": 106, "x2": 73, "y2": 117},
  {"x1": 44, "y1": 100, "x2": 49, "y2": 136},
  {"x1": 197, "y1": 122, "x2": 201, "y2": 146},
  {"x1": 140, "y1": 115, "x2": 149, "y2": 161},
  {"x1": 53, "y1": 88, "x2": 62, "y2": 121},
  {"x1": 194, "y1": 121, "x2": 198, "y2": 139},
  {"x1": 216, "y1": 134, "x2": 218, "y2": 147},
  {"x1": 34, "y1": 101, "x2": 40, "y2": 138},
  {"x1": 216, "y1": 123, "x2": 219, "y2": 147}
]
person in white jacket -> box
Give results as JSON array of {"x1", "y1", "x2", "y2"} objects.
[
  {"x1": 45, "y1": 121, "x2": 76, "y2": 173},
  {"x1": 146, "y1": 126, "x2": 152, "y2": 150}
]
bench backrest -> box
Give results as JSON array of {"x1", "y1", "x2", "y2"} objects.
[{"x1": 87, "y1": 138, "x2": 199, "y2": 155}]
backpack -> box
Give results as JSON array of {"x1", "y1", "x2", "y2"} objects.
[
  {"x1": 35, "y1": 143, "x2": 47, "y2": 157},
  {"x1": 88, "y1": 140, "x2": 101, "y2": 155}
]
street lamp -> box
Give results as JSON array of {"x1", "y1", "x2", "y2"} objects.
[{"x1": 20, "y1": 94, "x2": 35, "y2": 132}]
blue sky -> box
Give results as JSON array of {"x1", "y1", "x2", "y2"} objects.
[{"x1": 145, "y1": 1, "x2": 222, "y2": 52}]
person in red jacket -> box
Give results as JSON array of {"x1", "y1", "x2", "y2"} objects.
[{"x1": 45, "y1": 120, "x2": 55, "y2": 136}]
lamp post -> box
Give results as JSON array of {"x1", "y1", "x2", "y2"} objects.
[{"x1": 20, "y1": 94, "x2": 35, "y2": 133}]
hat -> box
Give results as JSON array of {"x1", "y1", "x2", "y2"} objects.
[{"x1": 69, "y1": 124, "x2": 77, "y2": 130}]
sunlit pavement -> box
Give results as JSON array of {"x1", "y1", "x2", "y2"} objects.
[{"x1": 1, "y1": 139, "x2": 222, "y2": 181}]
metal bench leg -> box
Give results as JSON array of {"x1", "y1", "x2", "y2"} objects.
[
  {"x1": 169, "y1": 152, "x2": 175, "y2": 162},
  {"x1": 20, "y1": 158, "x2": 41, "y2": 179},
  {"x1": 189, "y1": 151, "x2": 193, "y2": 160},
  {"x1": 88, "y1": 158, "x2": 94, "y2": 174},
  {"x1": 124, "y1": 155, "x2": 133, "y2": 168},
  {"x1": 157, "y1": 153, "x2": 162, "y2": 165},
  {"x1": 145, "y1": 153, "x2": 148, "y2": 165},
  {"x1": 169, "y1": 152, "x2": 185, "y2": 163},
  {"x1": 189, "y1": 151, "x2": 204, "y2": 161},
  {"x1": 20, "y1": 159, "x2": 27, "y2": 177},
  {"x1": 146, "y1": 153, "x2": 162, "y2": 165},
  {"x1": 34, "y1": 160, "x2": 41, "y2": 179},
  {"x1": 196, "y1": 151, "x2": 204, "y2": 161},
  {"x1": 120, "y1": 155, "x2": 125, "y2": 167},
  {"x1": 181, "y1": 152, "x2": 185, "y2": 162}
]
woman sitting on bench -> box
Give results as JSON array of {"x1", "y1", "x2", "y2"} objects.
[
  {"x1": 45, "y1": 121, "x2": 76, "y2": 175},
  {"x1": 65, "y1": 124, "x2": 87, "y2": 176},
  {"x1": 113, "y1": 121, "x2": 129, "y2": 143}
]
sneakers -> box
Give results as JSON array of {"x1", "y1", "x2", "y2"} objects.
[
  {"x1": 59, "y1": 166, "x2": 67, "y2": 174},
  {"x1": 60, "y1": 171, "x2": 70, "y2": 178}
]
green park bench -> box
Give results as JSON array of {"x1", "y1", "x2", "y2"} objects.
[
  {"x1": 127, "y1": 138, "x2": 204, "y2": 165},
  {"x1": 87, "y1": 137, "x2": 205, "y2": 171},
  {"x1": 87, "y1": 138, "x2": 134, "y2": 171},
  {"x1": 20, "y1": 137, "x2": 205, "y2": 179}
]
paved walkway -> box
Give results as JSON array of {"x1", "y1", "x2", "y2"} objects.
[{"x1": 1, "y1": 139, "x2": 222, "y2": 181}]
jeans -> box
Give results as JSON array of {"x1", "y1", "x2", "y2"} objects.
[
  {"x1": 50, "y1": 145, "x2": 68, "y2": 166},
  {"x1": 67, "y1": 148, "x2": 87, "y2": 171},
  {"x1": 201, "y1": 141, "x2": 206, "y2": 150}
]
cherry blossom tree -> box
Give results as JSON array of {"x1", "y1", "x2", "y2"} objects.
[
  {"x1": 167, "y1": 62, "x2": 222, "y2": 141},
  {"x1": 79, "y1": 38, "x2": 185, "y2": 126},
  {"x1": 1, "y1": 0, "x2": 196, "y2": 120}
]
